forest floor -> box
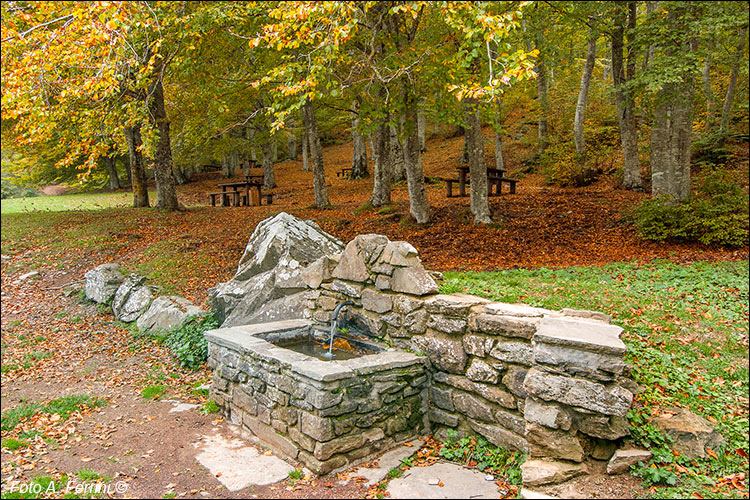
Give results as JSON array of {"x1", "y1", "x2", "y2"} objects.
[{"x1": 1, "y1": 126, "x2": 748, "y2": 499}]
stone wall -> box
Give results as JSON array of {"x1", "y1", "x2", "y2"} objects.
[
  {"x1": 302, "y1": 234, "x2": 635, "y2": 470},
  {"x1": 206, "y1": 320, "x2": 428, "y2": 475}
]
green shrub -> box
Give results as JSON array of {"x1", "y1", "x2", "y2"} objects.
[
  {"x1": 633, "y1": 196, "x2": 692, "y2": 242},
  {"x1": 691, "y1": 131, "x2": 732, "y2": 166},
  {"x1": 1, "y1": 178, "x2": 39, "y2": 199},
  {"x1": 634, "y1": 169, "x2": 749, "y2": 246},
  {"x1": 165, "y1": 313, "x2": 218, "y2": 370}
]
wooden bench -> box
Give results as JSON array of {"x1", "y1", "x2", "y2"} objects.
[
  {"x1": 337, "y1": 167, "x2": 352, "y2": 178},
  {"x1": 444, "y1": 178, "x2": 460, "y2": 198},
  {"x1": 444, "y1": 177, "x2": 518, "y2": 197},
  {"x1": 488, "y1": 177, "x2": 518, "y2": 195},
  {"x1": 209, "y1": 191, "x2": 239, "y2": 206}
]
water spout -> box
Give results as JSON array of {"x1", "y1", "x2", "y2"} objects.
[{"x1": 324, "y1": 300, "x2": 354, "y2": 359}]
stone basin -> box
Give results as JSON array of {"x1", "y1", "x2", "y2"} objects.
[{"x1": 205, "y1": 319, "x2": 429, "y2": 474}]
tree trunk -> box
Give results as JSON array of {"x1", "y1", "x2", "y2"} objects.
[
  {"x1": 123, "y1": 125, "x2": 149, "y2": 207},
  {"x1": 221, "y1": 153, "x2": 232, "y2": 178},
  {"x1": 402, "y1": 91, "x2": 430, "y2": 224},
  {"x1": 574, "y1": 31, "x2": 597, "y2": 158},
  {"x1": 104, "y1": 155, "x2": 121, "y2": 190},
  {"x1": 494, "y1": 97, "x2": 505, "y2": 171},
  {"x1": 302, "y1": 99, "x2": 329, "y2": 208},
  {"x1": 173, "y1": 163, "x2": 188, "y2": 185},
  {"x1": 465, "y1": 98, "x2": 492, "y2": 224},
  {"x1": 287, "y1": 118, "x2": 297, "y2": 160},
  {"x1": 602, "y1": 41, "x2": 611, "y2": 82},
  {"x1": 650, "y1": 11, "x2": 697, "y2": 202},
  {"x1": 126, "y1": 156, "x2": 133, "y2": 186},
  {"x1": 612, "y1": 2, "x2": 642, "y2": 190},
  {"x1": 389, "y1": 123, "x2": 406, "y2": 182},
  {"x1": 536, "y1": 55, "x2": 549, "y2": 154},
  {"x1": 641, "y1": 1, "x2": 658, "y2": 71},
  {"x1": 301, "y1": 131, "x2": 310, "y2": 171},
  {"x1": 350, "y1": 97, "x2": 369, "y2": 179},
  {"x1": 459, "y1": 127, "x2": 469, "y2": 163},
  {"x1": 418, "y1": 103, "x2": 427, "y2": 152},
  {"x1": 702, "y1": 55, "x2": 714, "y2": 129},
  {"x1": 261, "y1": 140, "x2": 276, "y2": 190},
  {"x1": 147, "y1": 75, "x2": 179, "y2": 211},
  {"x1": 719, "y1": 26, "x2": 748, "y2": 139},
  {"x1": 369, "y1": 119, "x2": 392, "y2": 207}
]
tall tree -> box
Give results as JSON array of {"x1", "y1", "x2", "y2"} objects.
[
  {"x1": 574, "y1": 27, "x2": 597, "y2": 158},
  {"x1": 302, "y1": 99, "x2": 329, "y2": 208},
  {"x1": 718, "y1": 25, "x2": 749, "y2": 141},
  {"x1": 124, "y1": 125, "x2": 150, "y2": 207},
  {"x1": 611, "y1": 1, "x2": 642, "y2": 190},
  {"x1": 647, "y1": 3, "x2": 700, "y2": 201},
  {"x1": 464, "y1": 98, "x2": 492, "y2": 223},
  {"x1": 350, "y1": 97, "x2": 369, "y2": 179},
  {"x1": 1, "y1": 2, "x2": 184, "y2": 209}
]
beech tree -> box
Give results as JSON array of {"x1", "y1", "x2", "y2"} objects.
[
  {"x1": 1, "y1": 2, "x2": 191, "y2": 209},
  {"x1": 254, "y1": 1, "x2": 536, "y2": 224}
]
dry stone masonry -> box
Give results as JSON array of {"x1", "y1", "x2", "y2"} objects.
[
  {"x1": 204, "y1": 215, "x2": 637, "y2": 484},
  {"x1": 205, "y1": 320, "x2": 428, "y2": 475}
]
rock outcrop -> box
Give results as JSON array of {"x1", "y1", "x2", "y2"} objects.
[
  {"x1": 208, "y1": 212, "x2": 344, "y2": 327},
  {"x1": 84, "y1": 263, "x2": 125, "y2": 304},
  {"x1": 112, "y1": 274, "x2": 155, "y2": 322},
  {"x1": 652, "y1": 407, "x2": 724, "y2": 459},
  {"x1": 137, "y1": 295, "x2": 205, "y2": 333}
]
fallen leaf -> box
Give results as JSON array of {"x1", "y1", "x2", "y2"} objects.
[{"x1": 706, "y1": 448, "x2": 718, "y2": 460}]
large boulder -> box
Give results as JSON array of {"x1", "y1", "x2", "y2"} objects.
[
  {"x1": 112, "y1": 274, "x2": 155, "y2": 322},
  {"x1": 84, "y1": 264, "x2": 125, "y2": 304},
  {"x1": 208, "y1": 213, "x2": 344, "y2": 326},
  {"x1": 652, "y1": 407, "x2": 724, "y2": 459},
  {"x1": 136, "y1": 295, "x2": 205, "y2": 333}
]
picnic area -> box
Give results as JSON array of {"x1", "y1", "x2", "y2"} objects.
[{"x1": 1, "y1": 2, "x2": 748, "y2": 500}]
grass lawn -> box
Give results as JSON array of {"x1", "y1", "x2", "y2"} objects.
[
  {"x1": 1, "y1": 198, "x2": 747, "y2": 497},
  {"x1": 0, "y1": 191, "x2": 157, "y2": 214},
  {"x1": 442, "y1": 260, "x2": 749, "y2": 498}
]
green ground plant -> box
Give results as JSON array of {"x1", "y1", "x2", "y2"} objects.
[
  {"x1": 0, "y1": 191, "x2": 157, "y2": 214},
  {"x1": 1, "y1": 395, "x2": 107, "y2": 432},
  {"x1": 440, "y1": 260, "x2": 749, "y2": 498},
  {"x1": 164, "y1": 313, "x2": 218, "y2": 370},
  {"x1": 141, "y1": 384, "x2": 168, "y2": 400},
  {"x1": 438, "y1": 430, "x2": 524, "y2": 484}
]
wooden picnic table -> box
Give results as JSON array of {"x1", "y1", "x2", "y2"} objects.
[
  {"x1": 210, "y1": 179, "x2": 272, "y2": 207},
  {"x1": 446, "y1": 166, "x2": 517, "y2": 197}
]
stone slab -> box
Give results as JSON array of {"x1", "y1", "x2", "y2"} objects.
[
  {"x1": 169, "y1": 403, "x2": 201, "y2": 414},
  {"x1": 193, "y1": 431, "x2": 295, "y2": 491},
  {"x1": 204, "y1": 320, "x2": 313, "y2": 354},
  {"x1": 534, "y1": 317, "x2": 625, "y2": 355},
  {"x1": 343, "y1": 440, "x2": 424, "y2": 485},
  {"x1": 387, "y1": 462, "x2": 500, "y2": 499},
  {"x1": 607, "y1": 449, "x2": 653, "y2": 475},
  {"x1": 521, "y1": 459, "x2": 587, "y2": 487},
  {"x1": 484, "y1": 303, "x2": 550, "y2": 317}
]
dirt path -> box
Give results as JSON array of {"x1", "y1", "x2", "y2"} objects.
[{"x1": 0, "y1": 273, "x2": 369, "y2": 499}]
